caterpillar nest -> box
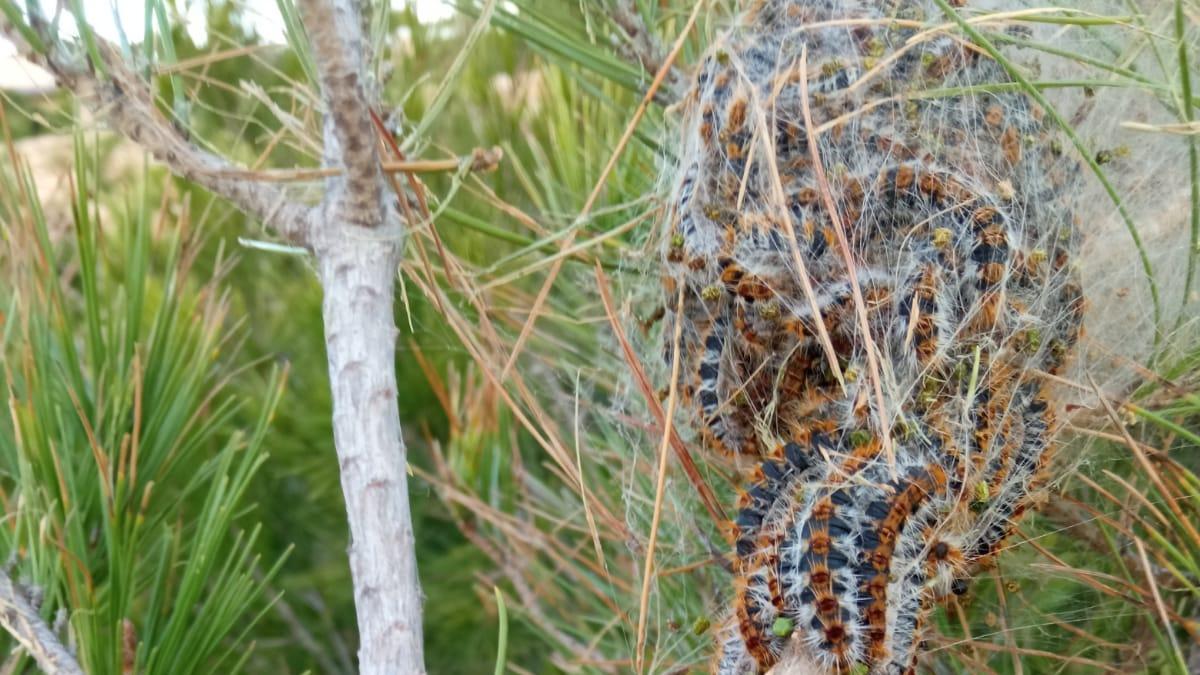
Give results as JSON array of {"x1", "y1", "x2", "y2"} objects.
[{"x1": 658, "y1": 1, "x2": 1086, "y2": 673}]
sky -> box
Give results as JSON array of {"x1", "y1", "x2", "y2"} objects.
[{"x1": 0, "y1": 0, "x2": 457, "y2": 91}]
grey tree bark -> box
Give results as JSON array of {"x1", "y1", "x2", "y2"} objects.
[
  {"x1": 298, "y1": 0, "x2": 426, "y2": 671},
  {"x1": 0, "y1": 0, "x2": 428, "y2": 672},
  {"x1": 312, "y1": 226, "x2": 423, "y2": 674},
  {"x1": 0, "y1": 572, "x2": 84, "y2": 675}
]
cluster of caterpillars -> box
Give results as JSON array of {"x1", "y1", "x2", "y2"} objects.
[{"x1": 660, "y1": 1, "x2": 1085, "y2": 673}]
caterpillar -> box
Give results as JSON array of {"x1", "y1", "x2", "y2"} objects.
[{"x1": 659, "y1": 1, "x2": 1084, "y2": 672}]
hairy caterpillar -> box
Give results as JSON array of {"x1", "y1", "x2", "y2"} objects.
[{"x1": 659, "y1": 1, "x2": 1086, "y2": 672}]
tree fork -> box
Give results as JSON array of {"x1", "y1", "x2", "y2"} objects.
[{"x1": 1, "y1": 0, "x2": 429, "y2": 671}]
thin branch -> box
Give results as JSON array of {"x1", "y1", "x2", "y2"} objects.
[
  {"x1": 207, "y1": 146, "x2": 503, "y2": 183},
  {"x1": 297, "y1": 0, "x2": 385, "y2": 228},
  {"x1": 0, "y1": 572, "x2": 84, "y2": 675},
  {"x1": 265, "y1": 584, "x2": 348, "y2": 675},
  {"x1": 0, "y1": 15, "x2": 315, "y2": 246},
  {"x1": 610, "y1": 1, "x2": 683, "y2": 98},
  {"x1": 594, "y1": 262, "x2": 729, "y2": 529},
  {"x1": 633, "y1": 284, "x2": 684, "y2": 674}
]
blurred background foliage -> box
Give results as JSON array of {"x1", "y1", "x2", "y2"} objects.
[{"x1": 1, "y1": 0, "x2": 1199, "y2": 673}]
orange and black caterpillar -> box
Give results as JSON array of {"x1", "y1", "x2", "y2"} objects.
[{"x1": 660, "y1": 0, "x2": 1084, "y2": 672}]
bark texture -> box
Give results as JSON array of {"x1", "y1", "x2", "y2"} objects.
[
  {"x1": 299, "y1": 0, "x2": 385, "y2": 226},
  {"x1": 315, "y1": 226, "x2": 423, "y2": 675},
  {"x1": 0, "y1": 572, "x2": 84, "y2": 675},
  {"x1": 298, "y1": 1, "x2": 426, "y2": 671},
  {"x1": 0, "y1": 20, "x2": 313, "y2": 244}
]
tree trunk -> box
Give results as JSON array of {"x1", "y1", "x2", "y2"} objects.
[{"x1": 315, "y1": 226, "x2": 425, "y2": 675}]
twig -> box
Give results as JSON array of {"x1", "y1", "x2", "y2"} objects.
[
  {"x1": 633, "y1": 285, "x2": 685, "y2": 674},
  {"x1": 1120, "y1": 120, "x2": 1200, "y2": 135},
  {"x1": 929, "y1": 634, "x2": 1122, "y2": 673},
  {"x1": 610, "y1": 1, "x2": 682, "y2": 97},
  {"x1": 154, "y1": 43, "x2": 274, "y2": 75},
  {"x1": 759, "y1": 57, "x2": 846, "y2": 393},
  {"x1": 0, "y1": 15, "x2": 315, "y2": 245},
  {"x1": 594, "y1": 262, "x2": 729, "y2": 530},
  {"x1": 260, "y1": 576, "x2": 347, "y2": 675},
  {"x1": 572, "y1": 373, "x2": 609, "y2": 588},
  {"x1": 1135, "y1": 536, "x2": 1188, "y2": 671},
  {"x1": 0, "y1": 571, "x2": 84, "y2": 675},
  {"x1": 420, "y1": 455, "x2": 615, "y2": 673},
  {"x1": 205, "y1": 147, "x2": 503, "y2": 182},
  {"x1": 990, "y1": 568, "x2": 1022, "y2": 675}
]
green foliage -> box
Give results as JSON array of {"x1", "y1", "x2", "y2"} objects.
[{"x1": 0, "y1": 135, "x2": 287, "y2": 673}]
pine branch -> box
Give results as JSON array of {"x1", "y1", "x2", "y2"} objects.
[
  {"x1": 4, "y1": 4, "x2": 425, "y2": 673},
  {"x1": 611, "y1": 1, "x2": 684, "y2": 98},
  {"x1": 297, "y1": 0, "x2": 385, "y2": 228},
  {"x1": 292, "y1": 3, "x2": 426, "y2": 673},
  {"x1": 0, "y1": 572, "x2": 83, "y2": 675},
  {"x1": 0, "y1": 13, "x2": 315, "y2": 246}
]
